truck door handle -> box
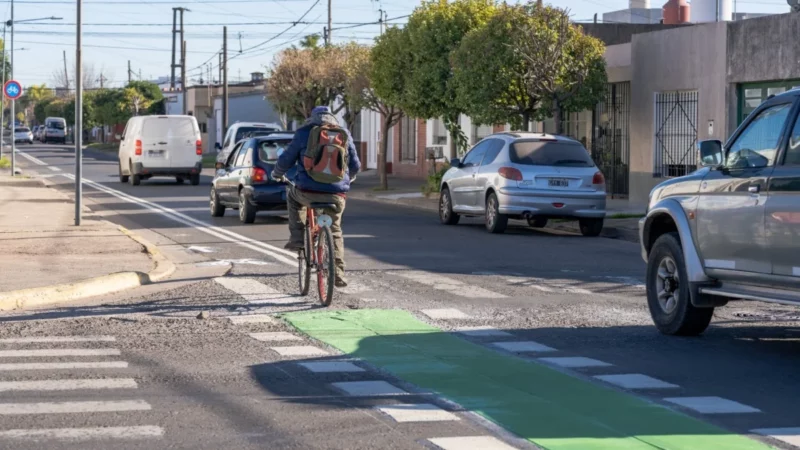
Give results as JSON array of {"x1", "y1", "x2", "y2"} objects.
[{"x1": 748, "y1": 185, "x2": 760, "y2": 193}]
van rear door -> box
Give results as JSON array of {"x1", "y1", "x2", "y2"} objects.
[{"x1": 141, "y1": 117, "x2": 198, "y2": 169}]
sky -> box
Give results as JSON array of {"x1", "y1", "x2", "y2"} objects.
[{"x1": 0, "y1": 0, "x2": 791, "y2": 91}]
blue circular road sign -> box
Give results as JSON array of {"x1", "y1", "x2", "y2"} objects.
[{"x1": 4, "y1": 80, "x2": 22, "y2": 100}]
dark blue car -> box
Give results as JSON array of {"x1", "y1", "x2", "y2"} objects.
[{"x1": 210, "y1": 133, "x2": 297, "y2": 223}]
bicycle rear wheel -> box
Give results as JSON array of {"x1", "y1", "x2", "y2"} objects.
[
  {"x1": 298, "y1": 224, "x2": 311, "y2": 296},
  {"x1": 316, "y1": 225, "x2": 335, "y2": 306}
]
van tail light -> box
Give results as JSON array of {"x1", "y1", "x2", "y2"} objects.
[
  {"x1": 135, "y1": 140, "x2": 142, "y2": 156},
  {"x1": 592, "y1": 171, "x2": 605, "y2": 185},
  {"x1": 498, "y1": 167, "x2": 523, "y2": 181},
  {"x1": 251, "y1": 167, "x2": 267, "y2": 183},
  {"x1": 196, "y1": 140, "x2": 202, "y2": 155}
]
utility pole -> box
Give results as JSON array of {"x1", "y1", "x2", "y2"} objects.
[
  {"x1": 181, "y1": 40, "x2": 187, "y2": 114},
  {"x1": 217, "y1": 52, "x2": 222, "y2": 86},
  {"x1": 222, "y1": 26, "x2": 228, "y2": 137},
  {"x1": 378, "y1": 8, "x2": 385, "y2": 35},
  {"x1": 75, "y1": 0, "x2": 83, "y2": 225},
  {"x1": 170, "y1": 8, "x2": 177, "y2": 89},
  {"x1": 10, "y1": 0, "x2": 15, "y2": 177},
  {"x1": 323, "y1": 27, "x2": 328, "y2": 46},
  {"x1": 1, "y1": 26, "x2": 5, "y2": 159},
  {"x1": 62, "y1": 50, "x2": 69, "y2": 90},
  {"x1": 327, "y1": 0, "x2": 332, "y2": 45},
  {"x1": 127, "y1": 60, "x2": 131, "y2": 84}
]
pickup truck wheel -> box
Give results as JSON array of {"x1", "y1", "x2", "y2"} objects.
[
  {"x1": 190, "y1": 173, "x2": 200, "y2": 186},
  {"x1": 646, "y1": 232, "x2": 713, "y2": 336},
  {"x1": 129, "y1": 173, "x2": 141, "y2": 186}
]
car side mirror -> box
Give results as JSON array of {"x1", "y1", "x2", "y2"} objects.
[
  {"x1": 215, "y1": 162, "x2": 224, "y2": 170},
  {"x1": 698, "y1": 140, "x2": 724, "y2": 168},
  {"x1": 116, "y1": 134, "x2": 122, "y2": 140},
  {"x1": 450, "y1": 158, "x2": 461, "y2": 168}
]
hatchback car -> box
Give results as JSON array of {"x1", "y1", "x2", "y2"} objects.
[
  {"x1": 210, "y1": 133, "x2": 296, "y2": 223},
  {"x1": 439, "y1": 132, "x2": 607, "y2": 235},
  {"x1": 14, "y1": 127, "x2": 33, "y2": 144}
]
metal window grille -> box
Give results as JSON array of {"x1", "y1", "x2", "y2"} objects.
[
  {"x1": 653, "y1": 91, "x2": 699, "y2": 178},
  {"x1": 400, "y1": 115, "x2": 416, "y2": 162},
  {"x1": 432, "y1": 119, "x2": 448, "y2": 145},
  {"x1": 592, "y1": 82, "x2": 631, "y2": 196}
]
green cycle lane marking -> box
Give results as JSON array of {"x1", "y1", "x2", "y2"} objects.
[{"x1": 282, "y1": 309, "x2": 774, "y2": 450}]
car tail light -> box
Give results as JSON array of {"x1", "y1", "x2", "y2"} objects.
[
  {"x1": 498, "y1": 167, "x2": 523, "y2": 181},
  {"x1": 592, "y1": 171, "x2": 605, "y2": 185},
  {"x1": 135, "y1": 140, "x2": 142, "y2": 156},
  {"x1": 251, "y1": 167, "x2": 267, "y2": 183},
  {"x1": 196, "y1": 140, "x2": 202, "y2": 155}
]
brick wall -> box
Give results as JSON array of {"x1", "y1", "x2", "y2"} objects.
[{"x1": 392, "y1": 119, "x2": 431, "y2": 179}]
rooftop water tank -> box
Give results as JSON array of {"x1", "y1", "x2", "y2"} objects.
[
  {"x1": 692, "y1": 0, "x2": 732, "y2": 22},
  {"x1": 663, "y1": 0, "x2": 691, "y2": 24}
]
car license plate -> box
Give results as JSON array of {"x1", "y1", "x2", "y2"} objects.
[
  {"x1": 548, "y1": 178, "x2": 569, "y2": 187},
  {"x1": 149, "y1": 150, "x2": 165, "y2": 157}
]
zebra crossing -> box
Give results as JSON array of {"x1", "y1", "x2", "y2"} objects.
[{"x1": 0, "y1": 335, "x2": 161, "y2": 444}]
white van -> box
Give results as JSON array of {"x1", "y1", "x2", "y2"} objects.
[
  {"x1": 216, "y1": 121, "x2": 283, "y2": 163},
  {"x1": 43, "y1": 117, "x2": 67, "y2": 144},
  {"x1": 118, "y1": 115, "x2": 202, "y2": 186}
]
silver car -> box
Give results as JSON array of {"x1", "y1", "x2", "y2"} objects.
[{"x1": 439, "y1": 132, "x2": 607, "y2": 235}]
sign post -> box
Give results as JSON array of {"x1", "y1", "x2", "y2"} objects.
[{"x1": 4, "y1": 79, "x2": 22, "y2": 176}]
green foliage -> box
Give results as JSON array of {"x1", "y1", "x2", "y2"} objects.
[
  {"x1": 370, "y1": 26, "x2": 413, "y2": 110},
  {"x1": 64, "y1": 92, "x2": 97, "y2": 128},
  {"x1": 0, "y1": 156, "x2": 9, "y2": 169},
  {"x1": 404, "y1": 0, "x2": 496, "y2": 152},
  {"x1": 125, "y1": 81, "x2": 163, "y2": 114},
  {"x1": 92, "y1": 89, "x2": 128, "y2": 126},
  {"x1": 421, "y1": 163, "x2": 451, "y2": 197}
]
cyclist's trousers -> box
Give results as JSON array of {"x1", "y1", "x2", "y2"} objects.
[{"x1": 287, "y1": 186, "x2": 347, "y2": 277}]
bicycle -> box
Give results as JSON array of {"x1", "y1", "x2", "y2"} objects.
[{"x1": 279, "y1": 177, "x2": 337, "y2": 306}]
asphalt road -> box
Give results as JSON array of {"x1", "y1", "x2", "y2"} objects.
[{"x1": 6, "y1": 143, "x2": 800, "y2": 450}]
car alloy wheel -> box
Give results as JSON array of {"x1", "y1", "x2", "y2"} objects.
[{"x1": 656, "y1": 256, "x2": 680, "y2": 314}]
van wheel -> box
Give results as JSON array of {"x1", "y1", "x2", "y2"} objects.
[
  {"x1": 190, "y1": 173, "x2": 200, "y2": 186},
  {"x1": 119, "y1": 163, "x2": 129, "y2": 183},
  {"x1": 485, "y1": 192, "x2": 508, "y2": 234},
  {"x1": 130, "y1": 173, "x2": 141, "y2": 186},
  {"x1": 176, "y1": 176, "x2": 185, "y2": 184},
  {"x1": 239, "y1": 190, "x2": 256, "y2": 224},
  {"x1": 646, "y1": 232, "x2": 714, "y2": 336}
]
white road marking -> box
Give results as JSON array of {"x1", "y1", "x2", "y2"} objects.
[
  {"x1": 215, "y1": 277, "x2": 299, "y2": 304},
  {"x1": 196, "y1": 259, "x2": 272, "y2": 267},
  {"x1": 664, "y1": 396, "x2": 761, "y2": 414},
  {"x1": 47, "y1": 166, "x2": 61, "y2": 172},
  {"x1": 343, "y1": 234, "x2": 375, "y2": 238},
  {"x1": 593, "y1": 374, "x2": 679, "y2": 390},
  {"x1": 505, "y1": 278, "x2": 556, "y2": 293},
  {"x1": 249, "y1": 332, "x2": 302, "y2": 342},
  {"x1": 0, "y1": 336, "x2": 116, "y2": 343},
  {"x1": 538, "y1": 357, "x2": 612, "y2": 368},
  {"x1": 187, "y1": 246, "x2": 215, "y2": 253},
  {"x1": 336, "y1": 282, "x2": 371, "y2": 295},
  {"x1": 590, "y1": 276, "x2": 646, "y2": 289},
  {"x1": 378, "y1": 404, "x2": 459, "y2": 423},
  {"x1": 421, "y1": 309, "x2": 472, "y2": 320},
  {"x1": 492, "y1": 341, "x2": 557, "y2": 353},
  {"x1": 398, "y1": 271, "x2": 506, "y2": 299},
  {"x1": 17, "y1": 152, "x2": 46, "y2": 165},
  {"x1": 297, "y1": 362, "x2": 365, "y2": 373},
  {"x1": 270, "y1": 346, "x2": 329, "y2": 357},
  {"x1": 428, "y1": 436, "x2": 517, "y2": 450},
  {"x1": 751, "y1": 428, "x2": 800, "y2": 447},
  {"x1": 376, "y1": 192, "x2": 424, "y2": 200},
  {"x1": 0, "y1": 349, "x2": 120, "y2": 357},
  {"x1": 0, "y1": 400, "x2": 151, "y2": 415},
  {"x1": 331, "y1": 381, "x2": 408, "y2": 397},
  {"x1": 0, "y1": 362, "x2": 128, "y2": 371},
  {"x1": 0, "y1": 426, "x2": 163, "y2": 441},
  {"x1": 227, "y1": 314, "x2": 276, "y2": 324},
  {"x1": 57, "y1": 172, "x2": 298, "y2": 266},
  {"x1": 0, "y1": 378, "x2": 137, "y2": 392},
  {"x1": 456, "y1": 326, "x2": 513, "y2": 338}
]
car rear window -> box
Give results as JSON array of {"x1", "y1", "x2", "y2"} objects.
[
  {"x1": 510, "y1": 140, "x2": 594, "y2": 167},
  {"x1": 258, "y1": 139, "x2": 292, "y2": 162},
  {"x1": 236, "y1": 126, "x2": 279, "y2": 143},
  {"x1": 47, "y1": 122, "x2": 65, "y2": 130},
  {"x1": 16, "y1": 127, "x2": 30, "y2": 132},
  {"x1": 144, "y1": 118, "x2": 195, "y2": 137}
]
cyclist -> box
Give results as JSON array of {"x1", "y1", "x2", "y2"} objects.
[{"x1": 271, "y1": 106, "x2": 361, "y2": 287}]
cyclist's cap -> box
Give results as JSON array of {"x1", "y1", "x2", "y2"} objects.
[{"x1": 312, "y1": 106, "x2": 331, "y2": 115}]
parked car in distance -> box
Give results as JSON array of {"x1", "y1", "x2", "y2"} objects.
[
  {"x1": 31, "y1": 125, "x2": 40, "y2": 141},
  {"x1": 439, "y1": 132, "x2": 607, "y2": 235},
  {"x1": 42, "y1": 117, "x2": 67, "y2": 144},
  {"x1": 14, "y1": 126, "x2": 33, "y2": 144},
  {"x1": 210, "y1": 133, "x2": 296, "y2": 223},
  {"x1": 117, "y1": 115, "x2": 203, "y2": 186},
  {"x1": 640, "y1": 88, "x2": 800, "y2": 337},
  {"x1": 216, "y1": 122, "x2": 283, "y2": 164}
]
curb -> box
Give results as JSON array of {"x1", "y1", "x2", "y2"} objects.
[
  {"x1": 348, "y1": 191, "x2": 440, "y2": 213},
  {"x1": 0, "y1": 227, "x2": 177, "y2": 311}
]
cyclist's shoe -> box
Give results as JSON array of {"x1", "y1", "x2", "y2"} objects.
[
  {"x1": 334, "y1": 276, "x2": 348, "y2": 288},
  {"x1": 284, "y1": 241, "x2": 304, "y2": 251}
]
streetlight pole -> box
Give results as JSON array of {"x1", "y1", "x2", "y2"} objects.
[
  {"x1": 0, "y1": 26, "x2": 5, "y2": 161},
  {"x1": 10, "y1": 0, "x2": 14, "y2": 176},
  {"x1": 75, "y1": 0, "x2": 82, "y2": 225}
]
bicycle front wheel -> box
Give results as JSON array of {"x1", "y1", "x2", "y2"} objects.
[
  {"x1": 298, "y1": 224, "x2": 311, "y2": 296},
  {"x1": 316, "y1": 225, "x2": 335, "y2": 306}
]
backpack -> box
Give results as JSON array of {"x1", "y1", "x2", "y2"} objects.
[{"x1": 303, "y1": 124, "x2": 350, "y2": 184}]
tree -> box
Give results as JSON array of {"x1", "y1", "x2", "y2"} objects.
[
  {"x1": 515, "y1": 3, "x2": 607, "y2": 134},
  {"x1": 452, "y1": 4, "x2": 543, "y2": 130},
  {"x1": 367, "y1": 26, "x2": 414, "y2": 190},
  {"x1": 331, "y1": 43, "x2": 371, "y2": 135},
  {"x1": 34, "y1": 98, "x2": 54, "y2": 123},
  {"x1": 404, "y1": 0, "x2": 497, "y2": 156},
  {"x1": 64, "y1": 92, "x2": 96, "y2": 129},
  {"x1": 122, "y1": 87, "x2": 151, "y2": 116},
  {"x1": 298, "y1": 34, "x2": 321, "y2": 49},
  {"x1": 0, "y1": 39, "x2": 11, "y2": 86},
  {"x1": 265, "y1": 47, "x2": 339, "y2": 122},
  {"x1": 52, "y1": 61, "x2": 98, "y2": 89}
]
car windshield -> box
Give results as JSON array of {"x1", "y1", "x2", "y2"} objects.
[
  {"x1": 236, "y1": 127, "x2": 278, "y2": 143},
  {"x1": 510, "y1": 140, "x2": 594, "y2": 167},
  {"x1": 258, "y1": 139, "x2": 292, "y2": 162},
  {"x1": 16, "y1": 127, "x2": 30, "y2": 132},
  {"x1": 48, "y1": 122, "x2": 65, "y2": 130}
]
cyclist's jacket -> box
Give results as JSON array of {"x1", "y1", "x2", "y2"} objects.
[{"x1": 273, "y1": 113, "x2": 361, "y2": 194}]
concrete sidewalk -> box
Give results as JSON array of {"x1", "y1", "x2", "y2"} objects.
[
  {"x1": 0, "y1": 174, "x2": 174, "y2": 309},
  {"x1": 348, "y1": 171, "x2": 644, "y2": 243}
]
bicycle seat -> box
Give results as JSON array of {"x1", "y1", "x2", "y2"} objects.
[{"x1": 310, "y1": 202, "x2": 339, "y2": 212}]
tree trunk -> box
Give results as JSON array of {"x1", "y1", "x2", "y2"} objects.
[
  {"x1": 379, "y1": 116, "x2": 390, "y2": 191},
  {"x1": 522, "y1": 111, "x2": 531, "y2": 131},
  {"x1": 553, "y1": 98, "x2": 564, "y2": 136}
]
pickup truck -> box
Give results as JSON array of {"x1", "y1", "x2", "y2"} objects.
[{"x1": 640, "y1": 88, "x2": 800, "y2": 336}]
